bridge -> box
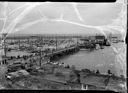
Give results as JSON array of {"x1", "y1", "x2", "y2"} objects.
[{"x1": 44, "y1": 45, "x2": 80, "y2": 61}]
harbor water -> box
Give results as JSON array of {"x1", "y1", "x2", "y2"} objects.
[{"x1": 57, "y1": 44, "x2": 120, "y2": 75}]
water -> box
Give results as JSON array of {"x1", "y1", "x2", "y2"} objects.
[{"x1": 58, "y1": 45, "x2": 117, "y2": 75}]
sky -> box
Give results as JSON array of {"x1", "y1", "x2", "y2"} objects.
[{"x1": 0, "y1": 1, "x2": 127, "y2": 38}]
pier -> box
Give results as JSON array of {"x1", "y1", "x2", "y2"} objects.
[{"x1": 45, "y1": 45, "x2": 80, "y2": 61}]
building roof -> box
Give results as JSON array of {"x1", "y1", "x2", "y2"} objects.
[
  {"x1": 80, "y1": 74, "x2": 109, "y2": 88},
  {"x1": 111, "y1": 36, "x2": 118, "y2": 38},
  {"x1": 54, "y1": 67, "x2": 72, "y2": 74},
  {"x1": 80, "y1": 73, "x2": 126, "y2": 90},
  {"x1": 95, "y1": 35, "x2": 105, "y2": 39},
  {"x1": 107, "y1": 76, "x2": 126, "y2": 91}
]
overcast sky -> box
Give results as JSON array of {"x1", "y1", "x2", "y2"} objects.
[{"x1": 0, "y1": 1, "x2": 126, "y2": 37}]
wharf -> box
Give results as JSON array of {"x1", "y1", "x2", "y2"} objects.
[{"x1": 45, "y1": 45, "x2": 79, "y2": 57}]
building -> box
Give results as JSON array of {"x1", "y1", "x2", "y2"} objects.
[
  {"x1": 110, "y1": 36, "x2": 118, "y2": 43},
  {"x1": 95, "y1": 35, "x2": 105, "y2": 42},
  {"x1": 88, "y1": 35, "x2": 106, "y2": 44},
  {"x1": 80, "y1": 71, "x2": 109, "y2": 90}
]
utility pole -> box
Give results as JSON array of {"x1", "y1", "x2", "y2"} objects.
[
  {"x1": 18, "y1": 39, "x2": 20, "y2": 49},
  {"x1": 56, "y1": 36, "x2": 58, "y2": 50},
  {"x1": 2, "y1": 33, "x2": 7, "y2": 57},
  {"x1": 1, "y1": 2, "x2": 8, "y2": 58},
  {"x1": 77, "y1": 35, "x2": 79, "y2": 47},
  {"x1": 39, "y1": 49, "x2": 42, "y2": 67}
]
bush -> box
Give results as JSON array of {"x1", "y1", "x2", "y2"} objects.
[
  {"x1": 10, "y1": 56, "x2": 13, "y2": 59},
  {"x1": 96, "y1": 70, "x2": 100, "y2": 74},
  {"x1": 17, "y1": 55, "x2": 20, "y2": 59},
  {"x1": 55, "y1": 72, "x2": 64, "y2": 77},
  {"x1": 107, "y1": 69, "x2": 112, "y2": 75},
  {"x1": 65, "y1": 65, "x2": 70, "y2": 68}
]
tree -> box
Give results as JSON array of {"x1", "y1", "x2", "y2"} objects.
[
  {"x1": 17, "y1": 55, "x2": 20, "y2": 59},
  {"x1": 96, "y1": 70, "x2": 100, "y2": 74},
  {"x1": 107, "y1": 69, "x2": 112, "y2": 75},
  {"x1": 66, "y1": 65, "x2": 70, "y2": 68},
  {"x1": 10, "y1": 56, "x2": 13, "y2": 60}
]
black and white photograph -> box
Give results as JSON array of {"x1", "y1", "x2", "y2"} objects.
[{"x1": 0, "y1": 0, "x2": 127, "y2": 92}]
